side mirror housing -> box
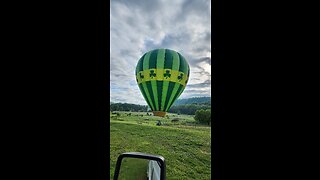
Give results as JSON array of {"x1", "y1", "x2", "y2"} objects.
[{"x1": 113, "y1": 152, "x2": 166, "y2": 180}]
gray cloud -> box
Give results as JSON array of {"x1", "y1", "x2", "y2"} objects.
[
  {"x1": 111, "y1": 0, "x2": 211, "y2": 104},
  {"x1": 188, "y1": 80, "x2": 211, "y2": 88}
]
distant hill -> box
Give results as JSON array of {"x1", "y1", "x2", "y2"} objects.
[{"x1": 173, "y1": 97, "x2": 211, "y2": 105}]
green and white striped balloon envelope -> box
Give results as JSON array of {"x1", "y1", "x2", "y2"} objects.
[{"x1": 135, "y1": 49, "x2": 190, "y2": 117}]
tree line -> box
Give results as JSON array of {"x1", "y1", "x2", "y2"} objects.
[
  {"x1": 110, "y1": 102, "x2": 211, "y2": 116},
  {"x1": 110, "y1": 103, "x2": 148, "y2": 112},
  {"x1": 168, "y1": 104, "x2": 211, "y2": 115}
]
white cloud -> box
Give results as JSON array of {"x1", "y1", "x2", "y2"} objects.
[{"x1": 110, "y1": 0, "x2": 211, "y2": 104}]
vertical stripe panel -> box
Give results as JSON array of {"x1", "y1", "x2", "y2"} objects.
[
  {"x1": 149, "y1": 50, "x2": 159, "y2": 110},
  {"x1": 163, "y1": 51, "x2": 180, "y2": 111},
  {"x1": 151, "y1": 80, "x2": 159, "y2": 110},
  {"x1": 161, "y1": 49, "x2": 179, "y2": 110},
  {"x1": 163, "y1": 82, "x2": 175, "y2": 111},
  {"x1": 141, "y1": 82, "x2": 155, "y2": 110},
  {"x1": 171, "y1": 51, "x2": 180, "y2": 70},
  {"x1": 138, "y1": 83, "x2": 152, "y2": 109},
  {"x1": 136, "y1": 54, "x2": 145, "y2": 75},
  {"x1": 141, "y1": 52, "x2": 155, "y2": 110},
  {"x1": 165, "y1": 83, "x2": 181, "y2": 111},
  {"x1": 146, "y1": 81, "x2": 157, "y2": 111},
  {"x1": 176, "y1": 85, "x2": 185, "y2": 99},
  {"x1": 149, "y1": 50, "x2": 158, "y2": 69},
  {"x1": 166, "y1": 84, "x2": 184, "y2": 111},
  {"x1": 164, "y1": 49, "x2": 173, "y2": 69},
  {"x1": 156, "y1": 49, "x2": 165, "y2": 111},
  {"x1": 161, "y1": 81, "x2": 169, "y2": 111},
  {"x1": 156, "y1": 49, "x2": 165, "y2": 68},
  {"x1": 178, "y1": 53, "x2": 188, "y2": 74},
  {"x1": 156, "y1": 81, "x2": 163, "y2": 111}
]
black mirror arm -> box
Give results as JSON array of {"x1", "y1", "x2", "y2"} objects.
[{"x1": 113, "y1": 152, "x2": 166, "y2": 180}]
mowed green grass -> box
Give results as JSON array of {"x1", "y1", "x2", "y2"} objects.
[
  {"x1": 117, "y1": 158, "x2": 148, "y2": 179},
  {"x1": 110, "y1": 112, "x2": 211, "y2": 179}
]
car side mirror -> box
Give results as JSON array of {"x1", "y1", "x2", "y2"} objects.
[{"x1": 113, "y1": 152, "x2": 166, "y2": 180}]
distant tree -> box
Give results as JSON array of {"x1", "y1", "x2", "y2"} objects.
[{"x1": 194, "y1": 109, "x2": 211, "y2": 125}]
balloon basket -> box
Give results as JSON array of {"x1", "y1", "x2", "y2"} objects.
[{"x1": 153, "y1": 111, "x2": 166, "y2": 117}]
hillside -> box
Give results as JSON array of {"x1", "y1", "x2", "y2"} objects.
[{"x1": 173, "y1": 96, "x2": 211, "y2": 105}]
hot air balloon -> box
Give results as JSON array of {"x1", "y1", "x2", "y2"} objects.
[{"x1": 135, "y1": 49, "x2": 190, "y2": 117}]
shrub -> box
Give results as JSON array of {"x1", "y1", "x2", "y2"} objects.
[{"x1": 194, "y1": 109, "x2": 211, "y2": 125}]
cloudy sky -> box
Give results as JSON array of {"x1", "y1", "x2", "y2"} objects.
[{"x1": 110, "y1": 0, "x2": 211, "y2": 105}]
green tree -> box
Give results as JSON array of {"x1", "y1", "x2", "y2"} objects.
[{"x1": 194, "y1": 109, "x2": 211, "y2": 125}]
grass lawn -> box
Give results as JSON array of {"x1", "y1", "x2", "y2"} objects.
[
  {"x1": 118, "y1": 158, "x2": 148, "y2": 179},
  {"x1": 110, "y1": 111, "x2": 211, "y2": 179}
]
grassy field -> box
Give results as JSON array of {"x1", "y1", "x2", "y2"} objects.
[
  {"x1": 110, "y1": 111, "x2": 211, "y2": 179},
  {"x1": 118, "y1": 158, "x2": 149, "y2": 179}
]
